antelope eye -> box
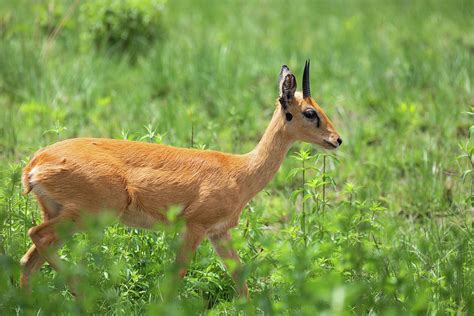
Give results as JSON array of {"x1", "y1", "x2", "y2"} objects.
[{"x1": 303, "y1": 109, "x2": 318, "y2": 119}]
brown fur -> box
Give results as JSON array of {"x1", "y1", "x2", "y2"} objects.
[{"x1": 19, "y1": 66, "x2": 341, "y2": 299}]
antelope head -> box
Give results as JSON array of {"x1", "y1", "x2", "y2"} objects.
[{"x1": 278, "y1": 60, "x2": 342, "y2": 150}]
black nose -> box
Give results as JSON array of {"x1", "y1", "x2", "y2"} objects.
[{"x1": 337, "y1": 137, "x2": 343, "y2": 145}]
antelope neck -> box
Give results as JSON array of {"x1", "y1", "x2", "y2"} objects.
[{"x1": 240, "y1": 107, "x2": 294, "y2": 197}]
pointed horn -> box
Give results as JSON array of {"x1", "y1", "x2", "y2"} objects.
[{"x1": 302, "y1": 59, "x2": 311, "y2": 98}]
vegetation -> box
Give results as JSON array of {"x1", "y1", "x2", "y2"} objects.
[{"x1": 0, "y1": 0, "x2": 473, "y2": 314}]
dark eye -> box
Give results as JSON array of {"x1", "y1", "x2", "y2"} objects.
[
  {"x1": 303, "y1": 109, "x2": 318, "y2": 119},
  {"x1": 303, "y1": 108, "x2": 321, "y2": 127}
]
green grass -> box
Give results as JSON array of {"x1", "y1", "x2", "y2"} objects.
[{"x1": 0, "y1": 0, "x2": 473, "y2": 314}]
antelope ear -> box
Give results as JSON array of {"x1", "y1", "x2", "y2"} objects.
[{"x1": 278, "y1": 65, "x2": 296, "y2": 102}]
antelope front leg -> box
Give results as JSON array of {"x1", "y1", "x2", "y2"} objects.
[
  {"x1": 209, "y1": 231, "x2": 249, "y2": 299},
  {"x1": 176, "y1": 224, "x2": 206, "y2": 278}
]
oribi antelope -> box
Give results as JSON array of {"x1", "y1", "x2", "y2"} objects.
[{"x1": 20, "y1": 61, "x2": 342, "y2": 298}]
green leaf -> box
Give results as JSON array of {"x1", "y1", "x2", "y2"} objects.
[{"x1": 461, "y1": 169, "x2": 473, "y2": 182}]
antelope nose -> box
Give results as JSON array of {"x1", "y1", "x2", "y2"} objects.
[{"x1": 337, "y1": 137, "x2": 343, "y2": 145}]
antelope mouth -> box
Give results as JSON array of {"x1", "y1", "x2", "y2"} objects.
[{"x1": 324, "y1": 140, "x2": 338, "y2": 149}]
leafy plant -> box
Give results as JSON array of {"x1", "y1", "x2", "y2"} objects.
[
  {"x1": 458, "y1": 109, "x2": 474, "y2": 204},
  {"x1": 80, "y1": 0, "x2": 167, "y2": 58}
]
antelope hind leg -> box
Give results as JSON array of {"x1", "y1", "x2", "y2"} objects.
[{"x1": 28, "y1": 211, "x2": 80, "y2": 296}]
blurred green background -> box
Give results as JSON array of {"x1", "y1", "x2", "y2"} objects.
[{"x1": 0, "y1": 0, "x2": 472, "y2": 314}]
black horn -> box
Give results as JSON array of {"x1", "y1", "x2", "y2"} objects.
[{"x1": 302, "y1": 59, "x2": 311, "y2": 98}]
